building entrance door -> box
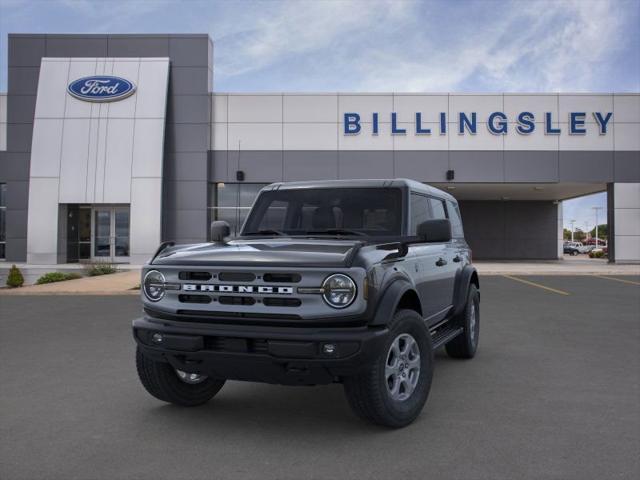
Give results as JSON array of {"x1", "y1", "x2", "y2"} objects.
[{"x1": 92, "y1": 206, "x2": 130, "y2": 263}]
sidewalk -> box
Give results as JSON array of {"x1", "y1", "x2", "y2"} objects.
[
  {"x1": 0, "y1": 270, "x2": 141, "y2": 295},
  {"x1": 476, "y1": 257, "x2": 640, "y2": 276}
]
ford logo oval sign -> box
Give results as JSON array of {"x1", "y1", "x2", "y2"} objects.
[{"x1": 67, "y1": 76, "x2": 136, "y2": 102}]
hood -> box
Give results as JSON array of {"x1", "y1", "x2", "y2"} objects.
[{"x1": 151, "y1": 238, "x2": 363, "y2": 268}]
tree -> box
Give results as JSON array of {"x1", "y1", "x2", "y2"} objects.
[
  {"x1": 570, "y1": 228, "x2": 586, "y2": 242},
  {"x1": 563, "y1": 228, "x2": 572, "y2": 240},
  {"x1": 589, "y1": 224, "x2": 607, "y2": 239},
  {"x1": 6, "y1": 264, "x2": 24, "y2": 288}
]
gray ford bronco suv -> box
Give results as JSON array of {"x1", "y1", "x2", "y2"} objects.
[{"x1": 134, "y1": 179, "x2": 479, "y2": 427}]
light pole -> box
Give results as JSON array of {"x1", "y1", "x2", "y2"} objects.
[
  {"x1": 592, "y1": 206, "x2": 603, "y2": 248},
  {"x1": 570, "y1": 219, "x2": 576, "y2": 242}
]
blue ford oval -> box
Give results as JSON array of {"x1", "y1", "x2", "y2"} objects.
[{"x1": 67, "y1": 76, "x2": 136, "y2": 102}]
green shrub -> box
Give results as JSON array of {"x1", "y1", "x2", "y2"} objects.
[
  {"x1": 36, "y1": 272, "x2": 82, "y2": 284},
  {"x1": 6, "y1": 264, "x2": 25, "y2": 288},
  {"x1": 589, "y1": 250, "x2": 606, "y2": 259},
  {"x1": 84, "y1": 263, "x2": 118, "y2": 276}
]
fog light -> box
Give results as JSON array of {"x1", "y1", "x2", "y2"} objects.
[
  {"x1": 323, "y1": 343, "x2": 336, "y2": 354},
  {"x1": 152, "y1": 333, "x2": 163, "y2": 344}
]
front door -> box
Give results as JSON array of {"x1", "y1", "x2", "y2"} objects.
[{"x1": 92, "y1": 206, "x2": 130, "y2": 263}]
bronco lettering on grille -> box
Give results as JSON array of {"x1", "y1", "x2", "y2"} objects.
[{"x1": 182, "y1": 284, "x2": 293, "y2": 294}]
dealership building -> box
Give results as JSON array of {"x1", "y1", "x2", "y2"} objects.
[{"x1": 0, "y1": 33, "x2": 638, "y2": 265}]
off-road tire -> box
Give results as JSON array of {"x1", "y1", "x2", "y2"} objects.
[
  {"x1": 136, "y1": 348, "x2": 225, "y2": 406},
  {"x1": 343, "y1": 309, "x2": 433, "y2": 428},
  {"x1": 445, "y1": 284, "x2": 480, "y2": 359}
]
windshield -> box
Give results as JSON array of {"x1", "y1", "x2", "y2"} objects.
[{"x1": 241, "y1": 188, "x2": 403, "y2": 237}]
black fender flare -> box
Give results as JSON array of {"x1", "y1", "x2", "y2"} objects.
[
  {"x1": 452, "y1": 265, "x2": 479, "y2": 317},
  {"x1": 370, "y1": 278, "x2": 421, "y2": 326}
]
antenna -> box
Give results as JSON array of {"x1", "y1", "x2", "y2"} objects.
[{"x1": 237, "y1": 140, "x2": 241, "y2": 235}]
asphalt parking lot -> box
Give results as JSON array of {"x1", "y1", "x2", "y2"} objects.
[{"x1": 1, "y1": 275, "x2": 639, "y2": 480}]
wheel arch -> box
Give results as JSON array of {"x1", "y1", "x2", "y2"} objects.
[
  {"x1": 370, "y1": 279, "x2": 423, "y2": 326},
  {"x1": 453, "y1": 265, "x2": 480, "y2": 317}
]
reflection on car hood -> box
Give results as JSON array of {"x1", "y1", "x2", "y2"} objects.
[{"x1": 152, "y1": 238, "x2": 363, "y2": 268}]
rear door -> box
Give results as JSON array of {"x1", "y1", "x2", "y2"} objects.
[{"x1": 426, "y1": 197, "x2": 457, "y2": 314}]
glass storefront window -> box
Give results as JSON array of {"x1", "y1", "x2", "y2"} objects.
[{"x1": 208, "y1": 183, "x2": 267, "y2": 237}]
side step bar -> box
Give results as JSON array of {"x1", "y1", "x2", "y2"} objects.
[{"x1": 430, "y1": 326, "x2": 464, "y2": 350}]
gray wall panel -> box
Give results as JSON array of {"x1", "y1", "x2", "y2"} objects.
[
  {"x1": 8, "y1": 36, "x2": 45, "y2": 67},
  {"x1": 163, "y1": 209, "x2": 208, "y2": 242},
  {"x1": 5, "y1": 180, "x2": 29, "y2": 208},
  {"x1": 165, "y1": 123, "x2": 210, "y2": 153},
  {"x1": 614, "y1": 151, "x2": 640, "y2": 182},
  {"x1": 166, "y1": 152, "x2": 209, "y2": 181},
  {"x1": 230, "y1": 151, "x2": 284, "y2": 182},
  {"x1": 169, "y1": 36, "x2": 211, "y2": 67},
  {"x1": 107, "y1": 35, "x2": 170, "y2": 57},
  {"x1": 5, "y1": 237, "x2": 26, "y2": 262},
  {"x1": 209, "y1": 151, "x2": 229, "y2": 182},
  {"x1": 283, "y1": 151, "x2": 338, "y2": 181},
  {"x1": 167, "y1": 95, "x2": 210, "y2": 124},
  {"x1": 6, "y1": 95, "x2": 36, "y2": 124},
  {"x1": 459, "y1": 200, "x2": 558, "y2": 259},
  {"x1": 164, "y1": 180, "x2": 208, "y2": 211},
  {"x1": 339, "y1": 151, "x2": 394, "y2": 179},
  {"x1": 559, "y1": 151, "x2": 614, "y2": 182},
  {"x1": 169, "y1": 67, "x2": 211, "y2": 95},
  {"x1": 7, "y1": 67, "x2": 40, "y2": 94},
  {"x1": 45, "y1": 36, "x2": 108, "y2": 57},
  {"x1": 505, "y1": 151, "x2": 558, "y2": 182},
  {"x1": 6, "y1": 208, "x2": 28, "y2": 239},
  {"x1": 395, "y1": 151, "x2": 449, "y2": 182},
  {"x1": 0, "y1": 153, "x2": 30, "y2": 181},
  {"x1": 450, "y1": 151, "x2": 504, "y2": 182},
  {"x1": 6, "y1": 124, "x2": 33, "y2": 153}
]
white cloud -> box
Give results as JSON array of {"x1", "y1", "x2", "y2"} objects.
[
  {"x1": 213, "y1": 0, "x2": 411, "y2": 79},
  {"x1": 212, "y1": 0, "x2": 635, "y2": 92}
]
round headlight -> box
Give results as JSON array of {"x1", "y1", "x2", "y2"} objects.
[
  {"x1": 143, "y1": 270, "x2": 166, "y2": 302},
  {"x1": 322, "y1": 274, "x2": 357, "y2": 309}
]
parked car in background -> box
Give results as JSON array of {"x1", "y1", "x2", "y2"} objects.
[{"x1": 564, "y1": 242, "x2": 585, "y2": 255}]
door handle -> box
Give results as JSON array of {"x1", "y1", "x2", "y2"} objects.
[
  {"x1": 436, "y1": 257, "x2": 447, "y2": 267},
  {"x1": 453, "y1": 255, "x2": 462, "y2": 263}
]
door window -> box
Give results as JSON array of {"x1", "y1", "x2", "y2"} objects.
[
  {"x1": 410, "y1": 193, "x2": 430, "y2": 235},
  {"x1": 428, "y1": 198, "x2": 447, "y2": 220},
  {"x1": 78, "y1": 207, "x2": 92, "y2": 259},
  {"x1": 114, "y1": 209, "x2": 130, "y2": 257},
  {"x1": 94, "y1": 210, "x2": 111, "y2": 257},
  {"x1": 446, "y1": 200, "x2": 464, "y2": 238}
]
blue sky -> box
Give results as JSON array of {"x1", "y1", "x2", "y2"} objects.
[{"x1": 0, "y1": 0, "x2": 637, "y2": 227}]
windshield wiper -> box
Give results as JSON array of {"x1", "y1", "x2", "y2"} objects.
[
  {"x1": 305, "y1": 228, "x2": 367, "y2": 237},
  {"x1": 243, "y1": 229, "x2": 286, "y2": 236}
]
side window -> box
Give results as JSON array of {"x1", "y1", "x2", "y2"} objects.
[
  {"x1": 446, "y1": 200, "x2": 464, "y2": 238},
  {"x1": 428, "y1": 198, "x2": 447, "y2": 220},
  {"x1": 410, "y1": 193, "x2": 429, "y2": 235}
]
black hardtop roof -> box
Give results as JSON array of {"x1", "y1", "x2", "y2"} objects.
[{"x1": 261, "y1": 179, "x2": 456, "y2": 202}]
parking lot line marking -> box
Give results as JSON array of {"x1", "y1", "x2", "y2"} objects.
[
  {"x1": 593, "y1": 275, "x2": 640, "y2": 286},
  {"x1": 502, "y1": 275, "x2": 571, "y2": 296}
]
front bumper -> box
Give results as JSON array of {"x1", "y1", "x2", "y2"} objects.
[{"x1": 133, "y1": 316, "x2": 389, "y2": 385}]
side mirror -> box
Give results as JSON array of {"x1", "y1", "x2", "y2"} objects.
[
  {"x1": 417, "y1": 219, "x2": 452, "y2": 243},
  {"x1": 210, "y1": 221, "x2": 231, "y2": 243}
]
